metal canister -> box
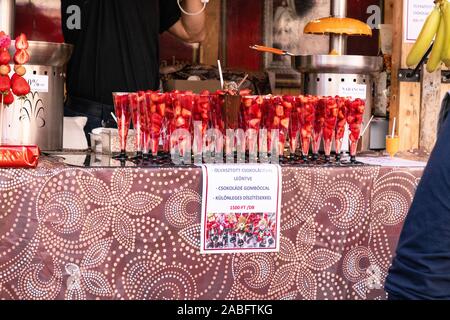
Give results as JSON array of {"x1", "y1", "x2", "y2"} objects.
[{"x1": 2, "y1": 41, "x2": 73, "y2": 151}]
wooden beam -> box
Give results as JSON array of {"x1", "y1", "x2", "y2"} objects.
[
  {"x1": 384, "y1": 0, "x2": 394, "y2": 24},
  {"x1": 200, "y1": 0, "x2": 221, "y2": 66},
  {"x1": 389, "y1": 0, "x2": 421, "y2": 151},
  {"x1": 420, "y1": 67, "x2": 442, "y2": 152}
]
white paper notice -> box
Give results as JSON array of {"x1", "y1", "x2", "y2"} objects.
[
  {"x1": 25, "y1": 75, "x2": 49, "y2": 93},
  {"x1": 404, "y1": 0, "x2": 435, "y2": 43},
  {"x1": 358, "y1": 156, "x2": 427, "y2": 167},
  {"x1": 201, "y1": 164, "x2": 282, "y2": 254},
  {"x1": 338, "y1": 83, "x2": 367, "y2": 100}
]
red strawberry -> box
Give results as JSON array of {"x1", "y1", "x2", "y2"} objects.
[
  {"x1": 152, "y1": 113, "x2": 163, "y2": 124},
  {"x1": 11, "y1": 75, "x2": 30, "y2": 97},
  {"x1": 181, "y1": 108, "x2": 192, "y2": 117},
  {"x1": 2, "y1": 90, "x2": 14, "y2": 105},
  {"x1": 157, "y1": 103, "x2": 166, "y2": 116},
  {"x1": 176, "y1": 116, "x2": 186, "y2": 127},
  {"x1": 11, "y1": 72, "x2": 19, "y2": 83},
  {"x1": 0, "y1": 49, "x2": 11, "y2": 65},
  {"x1": 14, "y1": 49, "x2": 30, "y2": 65},
  {"x1": 15, "y1": 33, "x2": 29, "y2": 50},
  {"x1": 249, "y1": 119, "x2": 261, "y2": 129},
  {"x1": 273, "y1": 116, "x2": 280, "y2": 127},
  {"x1": 281, "y1": 118, "x2": 290, "y2": 129},
  {"x1": 0, "y1": 75, "x2": 11, "y2": 92},
  {"x1": 275, "y1": 105, "x2": 284, "y2": 117}
]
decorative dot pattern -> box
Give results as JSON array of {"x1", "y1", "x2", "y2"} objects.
[{"x1": 0, "y1": 157, "x2": 422, "y2": 300}]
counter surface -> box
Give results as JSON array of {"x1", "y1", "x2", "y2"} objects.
[{"x1": 0, "y1": 156, "x2": 423, "y2": 300}]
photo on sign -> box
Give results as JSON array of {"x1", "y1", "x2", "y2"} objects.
[{"x1": 205, "y1": 212, "x2": 278, "y2": 251}]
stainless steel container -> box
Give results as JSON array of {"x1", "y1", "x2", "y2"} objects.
[
  {"x1": 1, "y1": 41, "x2": 73, "y2": 151},
  {"x1": 293, "y1": 54, "x2": 383, "y2": 151}
]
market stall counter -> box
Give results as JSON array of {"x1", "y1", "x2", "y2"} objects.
[{"x1": 0, "y1": 154, "x2": 425, "y2": 300}]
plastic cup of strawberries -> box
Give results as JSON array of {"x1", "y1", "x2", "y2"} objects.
[
  {"x1": 241, "y1": 95, "x2": 265, "y2": 156},
  {"x1": 170, "y1": 92, "x2": 194, "y2": 157},
  {"x1": 289, "y1": 97, "x2": 300, "y2": 158},
  {"x1": 322, "y1": 97, "x2": 339, "y2": 162},
  {"x1": 334, "y1": 97, "x2": 348, "y2": 161},
  {"x1": 346, "y1": 98, "x2": 366, "y2": 163},
  {"x1": 312, "y1": 97, "x2": 326, "y2": 161},
  {"x1": 299, "y1": 95, "x2": 317, "y2": 161},
  {"x1": 128, "y1": 92, "x2": 146, "y2": 160},
  {"x1": 145, "y1": 91, "x2": 168, "y2": 158},
  {"x1": 112, "y1": 92, "x2": 131, "y2": 160},
  {"x1": 266, "y1": 96, "x2": 291, "y2": 157}
]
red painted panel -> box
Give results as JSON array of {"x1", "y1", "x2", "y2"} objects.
[
  {"x1": 12, "y1": 0, "x2": 380, "y2": 69},
  {"x1": 347, "y1": 0, "x2": 380, "y2": 56},
  {"x1": 226, "y1": 0, "x2": 263, "y2": 71}
]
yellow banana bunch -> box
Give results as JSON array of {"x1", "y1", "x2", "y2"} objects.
[
  {"x1": 406, "y1": 4, "x2": 441, "y2": 68},
  {"x1": 407, "y1": 0, "x2": 450, "y2": 73}
]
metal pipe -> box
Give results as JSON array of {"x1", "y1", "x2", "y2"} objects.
[
  {"x1": 330, "y1": 0, "x2": 347, "y2": 55},
  {"x1": 331, "y1": 0, "x2": 347, "y2": 18},
  {"x1": 330, "y1": 35, "x2": 347, "y2": 55},
  {"x1": 0, "y1": 0, "x2": 15, "y2": 37}
]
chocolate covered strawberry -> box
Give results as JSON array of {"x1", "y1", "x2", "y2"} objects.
[
  {"x1": 15, "y1": 33, "x2": 29, "y2": 50},
  {"x1": 0, "y1": 75, "x2": 11, "y2": 93},
  {"x1": 11, "y1": 75, "x2": 30, "y2": 97},
  {"x1": 14, "y1": 49, "x2": 30, "y2": 65}
]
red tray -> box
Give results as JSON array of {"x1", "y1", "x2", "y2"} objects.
[{"x1": 0, "y1": 145, "x2": 40, "y2": 168}]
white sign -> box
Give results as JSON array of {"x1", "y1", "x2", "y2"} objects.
[
  {"x1": 8, "y1": 67, "x2": 49, "y2": 93},
  {"x1": 201, "y1": 164, "x2": 282, "y2": 254},
  {"x1": 403, "y1": 0, "x2": 435, "y2": 43},
  {"x1": 25, "y1": 75, "x2": 49, "y2": 93},
  {"x1": 358, "y1": 156, "x2": 427, "y2": 167},
  {"x1": 338, "y1": 83, "x2": 367, "y2": 100}
]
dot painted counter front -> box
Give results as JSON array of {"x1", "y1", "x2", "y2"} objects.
[{"x1": 0, "y1": 157, "x2": 423, "y2": 300}]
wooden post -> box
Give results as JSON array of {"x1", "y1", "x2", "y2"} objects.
[
  {"x1": 420, "y1": 68, "x2": 441, "y2": 152},
  {"x1": 200, "y1": 0, "x2": 221, "y2": 65},
  {"x1": 389, "y1": 0, "x2": 421, "y2": 152}
]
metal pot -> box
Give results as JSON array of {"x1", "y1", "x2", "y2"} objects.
[
  {"x1": 1, "y1": 41, "x2": 73, "y2": 151},
  {"x1": 250, "y1": 45, "x2": 383, "y2": 152}
]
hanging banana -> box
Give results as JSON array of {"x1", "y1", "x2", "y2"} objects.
[
  {"x1": 427, "y1": 11, "x2": 445, "y2": 72},
  {"x1": 441, "y1": 1, "x2": 450, "y2": 67},
  {"x1": 406, "y1": 4, "x2": 441, "y2": 67}
]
